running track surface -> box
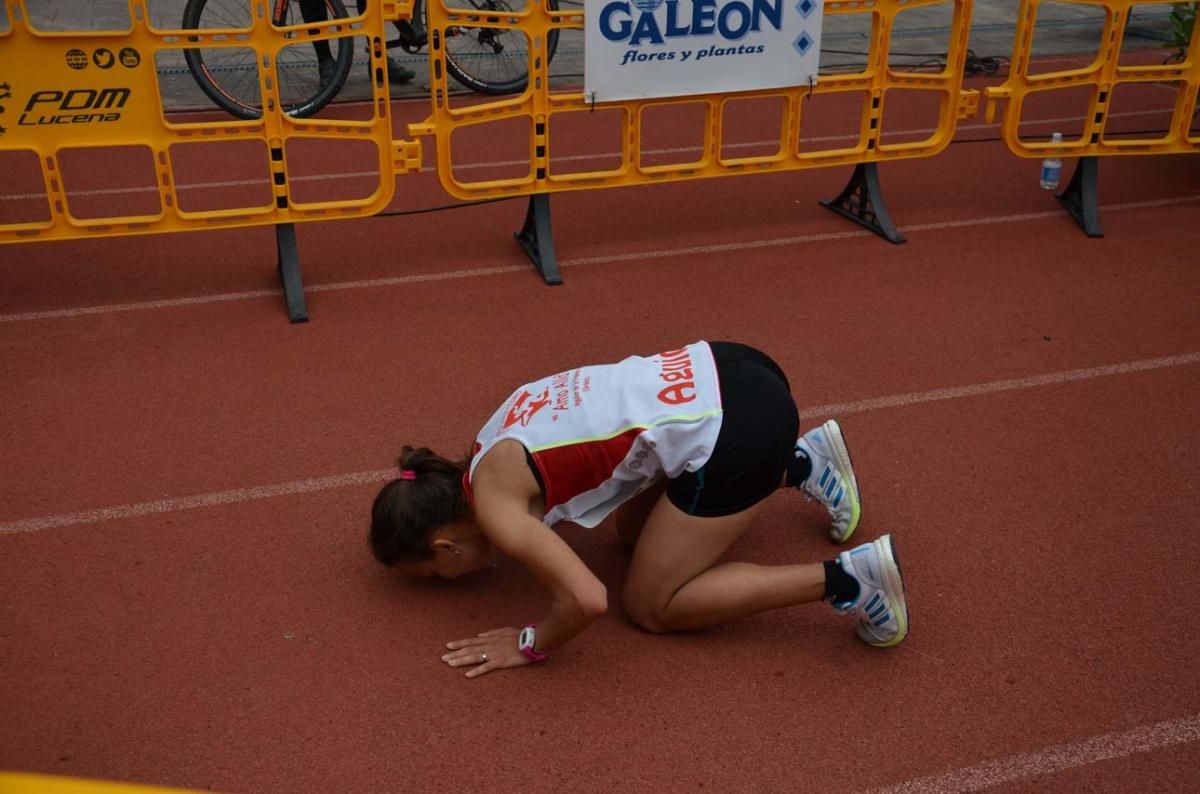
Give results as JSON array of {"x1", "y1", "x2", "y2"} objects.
[{"x1": 2, "y1": 63, "x2": 1199, "y2": 793}]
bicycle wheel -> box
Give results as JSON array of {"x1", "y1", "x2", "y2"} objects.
[
  {"x1": 431, "y1": 0, "x2": 560, "y2": 96},
  {"x1": 183, "y1": 0, "x2": 354, "y2": 119}
]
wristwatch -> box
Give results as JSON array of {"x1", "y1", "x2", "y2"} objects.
[{"x1": 518, "y1": 624, "x2": 549, "y2": 661}]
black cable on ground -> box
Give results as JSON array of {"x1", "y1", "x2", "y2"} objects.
[
  {"x1": 371, "y1": 195, "x2": 520, "y2": 218},
  {"x1": 366, "y1": 128, "x2": 1186, "y2": 216},
  {"x1": 963, "y1": 50, "x2": 1010, "y2": 77},
  {"x1": 816, "y1": 48, "x2": 1010, "y2": 77}
]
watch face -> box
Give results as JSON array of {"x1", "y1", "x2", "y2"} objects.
[{"x1": 519, "y1": 627, "x2": 535, "y2": 649}]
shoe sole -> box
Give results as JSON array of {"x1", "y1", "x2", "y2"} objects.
[
  {"x1": 823, "y1": 419, "x2": 861, "y2": 544},
  {"x1": 856, "y1": 534, "x2": 909, "y2": 648}
]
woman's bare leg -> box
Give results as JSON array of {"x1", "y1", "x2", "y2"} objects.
[
  {"x1": 614, "y1": 477, "x2": 667, "y2": 551},
  {"x1": 622, "y1": 494, "x2": 825, "y2": 633}
]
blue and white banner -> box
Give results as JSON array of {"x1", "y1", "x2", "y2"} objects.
[{"x1": 584, "y1": 0, "x2": 824, "y2": 102}]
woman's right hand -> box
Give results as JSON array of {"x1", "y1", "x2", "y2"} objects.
[{"x1": 441, "y1": 627, "x2": 531, "y2": 679}]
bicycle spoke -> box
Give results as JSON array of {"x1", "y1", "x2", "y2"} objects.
[
  {"x1": 187, "y1": 0, "x2": 354, "y2": 117},
  {"x1": 226, "y1": 63, "x2": 260, "y2": 101},
  {"x1": 200, "y1": 49, "x2": 248, "y2": 67},
  {"x1": 432, "y1": 0, "x2": 555, "y2": 93},
  {"x1": 202, "y1": 1, "x2": 250, "y2": 29},
  {"x1": 452, "y1": 34, "x2": 526, "y2": 81},
  {"x1": 204, "y1": 50, "x2": 255, "y2": 75}
]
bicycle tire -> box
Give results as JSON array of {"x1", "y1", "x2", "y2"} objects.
[
  {"x1": 427, "y1": 0, "x2": 561, "y2": 96},
  {"x1": 182, "y1": 0, "x2": 354, "y2": 119}
]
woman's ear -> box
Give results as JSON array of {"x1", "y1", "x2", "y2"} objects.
[{"x1": 431, "y1": 539, "x2": 461, "y2": 556}]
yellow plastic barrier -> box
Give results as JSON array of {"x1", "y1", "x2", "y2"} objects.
[
  {"x1": 413, "y1": 0, "x2": 979, "y2": 199},
  {"x1": 984, "y1": 0, "x2": 1200, "y2": 158},
  {"x1": 982, "y1": 0, "x2": 1198, "y2": 236},
  {"x1": 0, "y1": 0, "x2": 418, "y2": 245},
  {"x1": 0, "y1": 772, "x2": 223, "y2": 794},
  {"x1": 0, "y1": 0, "x2": 990, "y2": 312}
]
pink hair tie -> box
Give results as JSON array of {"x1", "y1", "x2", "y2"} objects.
[{"x1": 399, "y1": 470, "x2": 417, "y2": 481}]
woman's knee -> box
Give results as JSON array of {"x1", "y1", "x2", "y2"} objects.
[{"x1": 622, "y1": 583, "x2": 671, "y2": 634}]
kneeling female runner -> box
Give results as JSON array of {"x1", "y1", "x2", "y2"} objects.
[{"x1": 370, "y1": 341, "x2": 908, "y2": 678}]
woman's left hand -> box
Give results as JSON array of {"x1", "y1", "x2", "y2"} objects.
[{"x1": 442, "y1": 627, "x2": 530, "y2": 678}]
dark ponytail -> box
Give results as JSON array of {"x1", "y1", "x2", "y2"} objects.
[{"x1": 369, "y1": 446, "x2": 471, "y2": 566}]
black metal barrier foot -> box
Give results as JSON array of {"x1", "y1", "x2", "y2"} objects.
[
  {"x1": 275, "y1": 223, "x2": 309, "y2": 323},
  {"x1": 515, "y1": 193, "x2": 563, "y2": 285},
  {"x1": 819, "y1": 162, "x2": 906, "y2": 244},
  {"x1": 1057, "y1": 156, "x2": 1104, "y2": 238}
]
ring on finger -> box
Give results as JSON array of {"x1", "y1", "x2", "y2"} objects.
[{"x1": 480, "y1": 653, "x2": 488, "y2": 663}]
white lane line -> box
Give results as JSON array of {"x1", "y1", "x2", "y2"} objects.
[
  {"x1": 0, "y1": 288, "x2": 284, "y2": 322},
  {"x1": 0, "y1": 109, "x2": 1173, "y2": 202},
  {"x1": 866, "y1": 713, "x2": 1200, "y2": 793},
  {"x1": 798, "y1": 352, "x2": 1200, "y2": 420},
  {"x1": 2, "y1": 350, "x2": 1198, "y2": 536},
  {"x1": 2, "y1": 194, "x2": 1196, "y2": 325},
  {"x1": 0, "y1": 470, "x2": 395, "y2": 536},
  {"x1": 0, "y1": 265, "x2": 534, "y2": 323}
]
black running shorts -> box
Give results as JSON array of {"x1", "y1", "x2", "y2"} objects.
[{"x1": 666, "y1": 341, "x2": 800, "y2": 517}]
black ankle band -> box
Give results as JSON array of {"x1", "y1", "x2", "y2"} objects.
[
  {"x1": 786, "y1": 449, "x2": 812, "y2": 487},
  {"x1": 823, "y1": 559, "x2": 859, "y2": 602}
]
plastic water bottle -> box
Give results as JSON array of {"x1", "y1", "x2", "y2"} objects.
[{"x1": 1040, "y1": 132, "x2": 1063, "y2": 190}]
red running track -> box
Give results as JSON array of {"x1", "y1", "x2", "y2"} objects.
[{"x1": 1, "y1": 68, "x2": 1199, "y2": 793}]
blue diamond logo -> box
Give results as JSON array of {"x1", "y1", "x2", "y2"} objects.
[
  {"x1": 795, "y1": 0, "x2": 816, "y2": 18},
  {"x1": 793, "y1": 31, "x2": 813, "y2": 56}
]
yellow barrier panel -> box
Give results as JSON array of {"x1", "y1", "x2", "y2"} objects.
[
  {"x1": 984, "y1": 0, "x2": 1200, "y2": 157},
  {"x1": 0, "y1": 0, "x2": 1053, "y2": 310},
  {"x1": 413, "y1": 0, "x2": 980, "y2": 200},
  {"x1": 0, "y1": 0, "x2": 420, "y2": 245},
  {"x1": 0, "y1": 772, "x2": 224, "y2": 794},
  {"x1": 982, "y1": 0, "x2": 1198, "y2": 237}
]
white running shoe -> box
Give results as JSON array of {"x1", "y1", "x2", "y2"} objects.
[
  {"x1": 831, "y1": 534, "x2": 908, "y2": 647},
  {"x1": 796, "y1": 419, "x2": 861, "y2": 543}
]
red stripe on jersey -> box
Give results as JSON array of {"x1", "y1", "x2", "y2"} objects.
[
  {"x1": 531, "y1": 428, "x2": 645, "y2": 515},
  {"x1": 461, "y1": 441, "x2": 483, "y2": 508}
]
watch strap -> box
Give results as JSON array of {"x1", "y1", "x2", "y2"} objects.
[{"x1": 518, "y1": 624, "x2": 549, "y2": 661}]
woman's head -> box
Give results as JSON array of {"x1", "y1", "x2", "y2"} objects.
[{"x1": 369, "y1": 446, "x2": 491, "y2": 579}]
